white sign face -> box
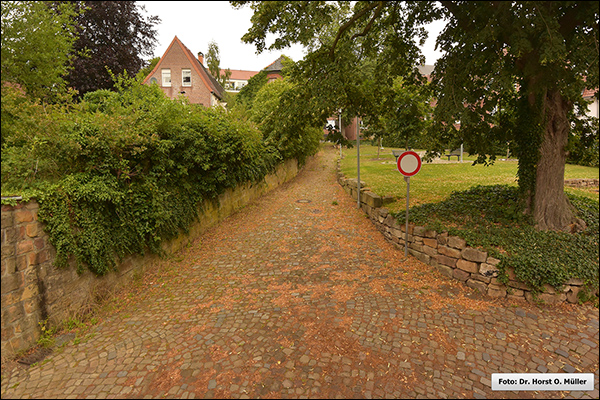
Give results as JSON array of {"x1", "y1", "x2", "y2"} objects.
[{"x1": 397, "y1": 151, "x2": 422, "y2": 176}]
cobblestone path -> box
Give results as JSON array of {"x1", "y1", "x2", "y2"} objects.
[{"x1": 1, "y1": 146, "x2": 598, "y2": 399}]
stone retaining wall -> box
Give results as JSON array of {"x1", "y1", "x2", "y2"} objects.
[
  {"x1": 1, "y1": 158, "x2": 300, "y2": 358},
  {"x1": 564, "y1": 178, "x2": 599, "y2": 188},
  {"x1": 336, "y1": 163, "x2": 592, "y2": 306}
]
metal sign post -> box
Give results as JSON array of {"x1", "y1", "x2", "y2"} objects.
[
  {"x1": 339, "y1": 109, "x2": 342, "y2": 159},
  {"x1": 397, "y1": 151, "x2": 422, "y2": 258},
  {"x1": 356, "y1": 118, "x2": 360, "y2": 209},
  {"x1": 404, "y1": 176, "x2": 410, "y2": 258}
]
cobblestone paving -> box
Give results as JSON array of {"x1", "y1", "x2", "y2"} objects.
[{"x1": 1, "y1": 146, "x2": 599, "y2": 399}]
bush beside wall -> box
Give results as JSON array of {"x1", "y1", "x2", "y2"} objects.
[{"x1": 1, "y1": 157, "x2": 300, "y2": 358}]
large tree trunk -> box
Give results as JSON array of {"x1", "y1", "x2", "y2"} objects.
[{"x1": 533, "y1": 89, "x2": 585, "y2": 232}]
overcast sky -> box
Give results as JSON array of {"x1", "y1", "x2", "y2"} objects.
[{"x1": 138, "y1": 1, "x2": 445, "y2": 71}]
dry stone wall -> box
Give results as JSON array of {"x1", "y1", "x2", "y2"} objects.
[
  {"x1": 564, "y1": 179, "x2": 599, "y2": 189},
  {"x1": 1, "y1": 158, "x2": 300, "y2": 358},
  {"x1": 336, "y1": 162, "x2": 590, "y2": 306}
]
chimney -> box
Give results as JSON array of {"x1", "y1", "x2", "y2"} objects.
[{"x1": 198, "y1": 52, "x2": 204, "y2": 65}]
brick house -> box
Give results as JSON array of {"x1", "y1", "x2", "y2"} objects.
[{"x1": 142, "y1": 36, "x2": 225, "y2": 107}]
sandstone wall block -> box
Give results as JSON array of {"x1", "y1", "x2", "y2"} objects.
[
  {"x1": 488, "y1": 285, "x2": 507, "y2": 298},
  {"x1": 456, "y1": 259, "x2": 478, "y2": 273},
  {"x1": 486, "y1": 256, "x2": 501, "y2": 266},
  {"x1": 466, "y1": 279, "x2": 488, "y2": 294},
  {"x1": 413, "y1": 226, "x2": 437, "y2": 238},
  {"x1": 409, "y1": 243, "x2": 424, "y2": 253},
  {"x1": 437, "y1": 232, "x2": 449, "y2": 246},
  {"x1": 436, "y1": 264, "x2": 454, "y2": 278},
  {"x1": 438, "y1": 246, "x2": 461, "y2": 259},
  {"x1": 409, "y1": 250, "x2": 430, "y2": 265},
  {"x1": 436, "y1": 254, "x2": 457, "y2": 267},
  {"x1": 423, "y1": 238, "x2": 437, "y2": 248},
  {"x1": 566, "y1": 287, "x2": 581, "y2": 303},
  {"x1": 423, "y1": 245, "x2": 438, "y2": 257},
  {"x1": 471, "y1": 274, "x2": 491, "y2": 284},
  {"x1": 363, "y1": 191, "x2": 383, "y2": 208},
  {"x1": 461, "y1": 248, "x2": 488, "y2": 263},
  {"x1": 479, "y1": 263, "x2": 499, "y2": 277},
  {"x1": 447, "y1": 236, "x2": 466, "y2": 249},
  {"x1": 508, "y1": 280, "x2": 530, "y2": 291},
  {"x1": 452, "y1": 268, "x2": 470, "y2": 282}
]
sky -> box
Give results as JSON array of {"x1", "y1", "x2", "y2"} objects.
[{"x1": 138, "y1": 1, "x2": 445, "y2": 72}]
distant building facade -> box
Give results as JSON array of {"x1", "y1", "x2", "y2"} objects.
[{"x1": 221, "y1": 69, "x2": 259, "y2": 92}]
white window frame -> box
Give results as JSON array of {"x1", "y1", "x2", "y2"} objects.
[
  {"x1": 162, "y1": 69, "x2": 171, "y2": 87},
  {"x1": 182, "y1": 69, "x2": 191, "y2": 87}
]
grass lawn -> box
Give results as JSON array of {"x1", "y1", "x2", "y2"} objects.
[{"x1": 339, "y1": 144, "x2": 599, "y2": 213}]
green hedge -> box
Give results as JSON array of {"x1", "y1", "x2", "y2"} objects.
[{"x1": 1, "y1": 77, "x2": 315, "y2": 275}]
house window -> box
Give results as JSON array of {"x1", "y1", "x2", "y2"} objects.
[
  {"x1": 182, "y1": 69, "x2": 191, "y2": 86},
  {"x1": 162, "y1": 69, "x2": 171, "y2": 87}
]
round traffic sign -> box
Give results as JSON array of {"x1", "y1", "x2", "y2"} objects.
[{"x1": 397, "y1": 151, "x2": 422, "y2": 177}]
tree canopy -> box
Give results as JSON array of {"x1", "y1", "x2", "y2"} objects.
[
  {"x1": 430, "y1": 1, "x2": 598, "y2": 231},
  {"x1": 205, "y1": 40, "x2": 232, "y2": 88},
  {"x1": 65, "y1": 1, "x2": 160, "y2": 96},
  {"x1": 1, "y1": 1, "x2": 80, "y2": 100},
  {"x1": 233, "y1": 1, "x2": 599, "y2": 232}
]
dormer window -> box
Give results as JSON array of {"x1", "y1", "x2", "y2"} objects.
[
  {"x1": 182, "y1": 69, "x2": 191, "y2": 86},
  {"x1": 162, "y1": 69, "x2": 171, "y2": 87}
]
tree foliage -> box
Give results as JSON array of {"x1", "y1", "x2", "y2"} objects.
[
  {"x1": 65, "y1": 1, "x2": 160, "y2": 96},
  {"x1": 234, "y1": 54, "x2": 294, "y2": 112},
  {"x1": 233, "y1": 0, "x2": 599, "y2": 231},
  {"x1": 1, "y1": 1, "x2": 80, "y2": 101},
  {"x1": 364, "y1": 76, "x2": 433, "y2": 149},
  {"x1": 234, "y1": 70, "x2": 269, "y2": 112},
  {"x1": 250, "y1": 78, "x2": 322, "y2": 164},
  {"x1": 205, "y1": 40, "x2": 232, "y2": 88},
  {"x1": 233, "y1": 1, "x2": 438, "y2": 148},
  {"x1": 431, "y1": 1, "x2": 598, "y2": 231},
  {"x1": 136, "y1": 56, "x2": 160, "y2": 82}
]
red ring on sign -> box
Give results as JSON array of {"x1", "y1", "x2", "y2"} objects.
[{"x1": 397, "y1": 151, "x2": 422, "y2": 177}]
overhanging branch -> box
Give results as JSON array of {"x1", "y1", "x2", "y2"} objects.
[{"x1": 329, "y1": 1, "x2": 382, "y2": 58}]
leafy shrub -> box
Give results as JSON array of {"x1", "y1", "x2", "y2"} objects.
[
  {"x1": 234, "y1": 70, "x2": 268, "y2": 112},
  {"x1": 2, "y1": 77, "x2": 288, "y2": 275}
]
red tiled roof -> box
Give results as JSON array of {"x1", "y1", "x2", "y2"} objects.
[
  {"x1": 221, "y1": 69, "x2": 259, "y2": 81},
  {"x1": 219, "y1": 56, "x2": 287, "y2": 81},
  {"x1": 583, "y1": 88, "x2": 598, "y2": 98}
]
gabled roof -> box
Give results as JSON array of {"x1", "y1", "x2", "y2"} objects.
[
  {"x1": 417, "y1": 65, "x2": 434, "y2": 77},
  {"x1": 143, "y1": 36, "x2": 225, "y2": 100},
  {"x1": 263, "y1": 56, "x2": 287, "y2": 72}
]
